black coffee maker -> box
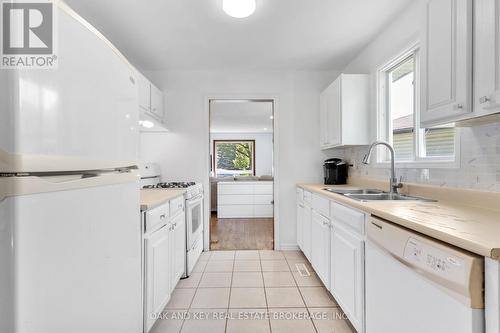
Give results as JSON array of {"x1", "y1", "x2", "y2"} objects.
[{"x1": 323, "y1": 158, "x2": 348, "y2": 185}]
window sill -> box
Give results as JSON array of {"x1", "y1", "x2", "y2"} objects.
[{"x1": 373, "y1": 159, "x2": 460, "y2": 169}]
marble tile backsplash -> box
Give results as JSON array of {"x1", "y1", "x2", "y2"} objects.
[{"x1": 338, "y1": 123, "x2": 500, "y2": 192}]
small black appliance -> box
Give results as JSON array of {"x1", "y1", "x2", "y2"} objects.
[{"x1": 323, "y1": 158, "x2": 348, "y2": 185}]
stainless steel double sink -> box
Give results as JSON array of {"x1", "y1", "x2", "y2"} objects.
[{"x1": 323, "y1": 188, "x2": 436, "y2": 202}]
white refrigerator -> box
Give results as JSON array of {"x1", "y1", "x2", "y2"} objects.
[{"x1": 1, "y1": 2, "x2": 142, "y2": 333}]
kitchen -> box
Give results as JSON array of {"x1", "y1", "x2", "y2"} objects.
[{"x1": 1, "y1": 0, "x2": 500, "y2": 333}]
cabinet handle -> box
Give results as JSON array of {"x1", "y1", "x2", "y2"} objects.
[
  {"x1": 160, "y1": 214, "x2": 166, "y2": 219},
  {"x1": 479, "y1": 96, "x2": 490, "y2": 104},
  {"x1": 455, "y1": 104, "x2": 463, "y2": 110}
]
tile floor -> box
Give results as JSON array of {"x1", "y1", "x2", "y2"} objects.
[{"x1": 150, "y1": 250, "x2": 356, "y2": 333}]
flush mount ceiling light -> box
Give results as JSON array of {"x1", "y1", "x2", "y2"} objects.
[{"x1": 222, "y1": 0, "x2": 256, "y2": 18}]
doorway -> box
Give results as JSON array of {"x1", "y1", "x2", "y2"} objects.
[{"x1": 208, "y1": 99, "x2": 275, "y2": 250}]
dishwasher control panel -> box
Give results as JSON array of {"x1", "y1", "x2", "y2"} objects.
[{"x1": 403, "y1": 237, "x2": 465, "y2": 283}]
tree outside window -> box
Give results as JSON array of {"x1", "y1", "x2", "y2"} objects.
[{"x1": 214, "y1": 140, "x2": 255, "y2": 177}]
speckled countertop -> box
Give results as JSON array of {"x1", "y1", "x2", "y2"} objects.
[
  {"x1": 140, "y1": 189, "x2": 186, "y2": 211},
  {"x1": 298, "y1": 183, "x2": 500, "y2": 259}
]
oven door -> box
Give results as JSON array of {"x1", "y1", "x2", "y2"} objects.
[{"x1": 186, "y1": 194, "x2": 203, "y2": 250}]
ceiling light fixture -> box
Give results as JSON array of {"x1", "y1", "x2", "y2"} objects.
[
  {"x1": 269, "y1": 115, "x2": 274, "y2": 120},
  {"x1": 222, "y1": 0, "x2": 256, "y2": 18}
]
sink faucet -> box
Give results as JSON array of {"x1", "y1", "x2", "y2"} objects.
[{"x1": 362, "y1": 140, "x2": 403, "y2": 194}]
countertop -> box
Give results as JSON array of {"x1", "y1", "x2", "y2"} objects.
[
  {"x1": 140, "y1": 189, "x2": 186, "y2": 211},
  {"x1": 298, "y1": 183, "x2": 500, "y2": 260}
]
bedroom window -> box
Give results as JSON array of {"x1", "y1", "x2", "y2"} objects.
[
  {"x1": 377, "y1": 45, "x2": 457, "y2": 166},
  {"x1": 213, "y1": 140, "x2": 255, "y2": 177}
]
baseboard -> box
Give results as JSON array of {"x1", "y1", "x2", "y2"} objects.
[{"x1": 279, "y1": 243, "x2": 299, "y2": 251}]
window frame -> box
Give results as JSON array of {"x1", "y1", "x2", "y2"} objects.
[
  {"x1": 375, "y1": 42, "x2": 460, "y2": 169},
  {"x1": 213, "y1": 139, "x2": 256, "y2": 177}
]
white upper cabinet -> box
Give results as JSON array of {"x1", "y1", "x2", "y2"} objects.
[
  {"x1": 319, "y1": 74, "x2": 370, "y2": 149},
  {"x1": 150, "y1": 84, "x2": 165, "y2": 120},
  {"x1": 420, "y1": 0, "x2": 473, "y2": 127},
  {"x1": 136, "y1": 71, "x2": 167, "y2": 132},
  {"x1": 473, "y1": 0, "x2": 500, "y2": 119}
]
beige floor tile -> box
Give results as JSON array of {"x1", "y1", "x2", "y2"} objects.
[
  {"x1": 263, "y1": 271, "x2": 296, "y2": 287},
  {"x1": 181, "y1": 309, "x2": 227, "y2": 333},
  {"x1": 226, "y1": 309, "x2": 270, "y2": 333},
  {"x1": 234, "y1": 260, "x2": 261, "y2": 272},
  {"x1": 309, "y1": 308, "x2": 356, "y2": 333},
  {"x1": 292, "y1": 271, "x2": 323, "y2": 287},
  {"x1": 235, "y1": 250, "x2": 260, "y2": 260},
  {"x1": 268, "y1": 308, "x2": 316, "y2": 333},
  {"x1": 210, "y1": 250, "x2": 236, "y2": 261},
  {"x1": 150, "y1": 310, "x2": 187, "y2": 333},
  {"x1": 191, "y1": 288, "x2": 230, "y2": 309},
  {"x1": 232, "y1": 272, "x2": 264, "y2": 288},
  {"x1": 165, "y1": 289, "x2": 196, "y2": 309},
  {"x1": 191, "y1": 260, "x2": 208, "y2": 273},
  {"x1": 205, "y1": 260, "x2": 234, "y2": 272},
  {"x1": 260, "y1": 260, "x2": 290, "y2": 272},
  {"x1": 229, "y1": 288, "x2": 267, "y2": 308},
  {"x1": 199, "y1": 272, "x2": 232, "y2": 288},
  {"x1": 299, "y1": 287, "x2": 337, "y2": 307},
  {"x1": 176, "y1": 273, "x2": 202, "y2": 289},
  {"x1": 198, "y1": 251, "x2": 212, "y2": 262},
  {"x1": 282, "y1": 251, "x2": 306, "y2": 260},
  {"x1": 259, "y1": 250, "x2": 285, "y2": 260},
  {"x1": 265, "y1": 287, "x2": 305, "y2": 308}
]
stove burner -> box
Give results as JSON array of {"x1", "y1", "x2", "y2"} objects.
[{"x1": 155, "y1": 182, "x2": 196, "y2": 189}]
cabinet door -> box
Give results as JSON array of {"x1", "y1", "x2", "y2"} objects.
[
  {"x1": 420, "y1": 0, "x2": 472, "y2": 126},
  {"x1": 171, "y1": 212, "x2": 186, "y2": 286},
  {"x1": 150, "y1": 84, "x2": 164, "y2": 120},
  {"x1": 137, "y1": 73, "x2": 151, "y2": 112},
  {"x1": 326, "y1": 78, "x2": 342, "y2": 147},
  {"x1": 311, "y1": 211, "x2": 331, "y2": 288},
  {"x1": 302, "y1": 205, "x2": 312, "y2": 261},
  {"x1": 296, "y1": 202, "x2": 304, "y2": 251},
  {"x1": 330, "y1": 223, "x2": 364, "y2": 333},
  {"x1": 474, "y1": 0, "x2": 500, "y2": 115},
  {"x1": 144, "y1": 225, "x2": 172, "y2": 332},
  {"x1": 320, "y1": 79, "x2": 341, "y2": 148}
]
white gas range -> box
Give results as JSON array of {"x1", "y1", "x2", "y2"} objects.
[{"x1": 140, "y1": 164, "x2": 204, "y2": 277}]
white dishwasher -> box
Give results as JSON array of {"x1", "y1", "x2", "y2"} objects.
[{"x1": 366, "y1": 217, "x2": 484, "y2": 333}]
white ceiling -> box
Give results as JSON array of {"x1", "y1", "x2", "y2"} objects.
[
  {"x1": 64, "y1": 0, "x2": 412, "y2": 71},
  {"x1": 210, "y1": 100, "x2": 273, "y2": 133}
]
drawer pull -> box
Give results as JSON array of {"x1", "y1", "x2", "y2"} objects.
[{"x1": 160, "y1": 214, "x2": 166, "y2": 219}]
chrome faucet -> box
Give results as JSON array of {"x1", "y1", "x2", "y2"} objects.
[{"x1": 362, "y1": 141, "x2": 403, "y2": 194}]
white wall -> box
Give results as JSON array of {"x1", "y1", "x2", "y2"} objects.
[
  {"x1": 335, "y1": 0, "x2": 500, "y2": 192},
  {"x1": 210, "y1": 132, "x2": 273, "y2": 177},
  {"x1": 140, "y1": 70, "x2": 339, "y2": 249}
]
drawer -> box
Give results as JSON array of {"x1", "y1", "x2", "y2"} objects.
[
  {"x1": 312, "y1": 194, "x2": 330, "y2": 217},
  {"x1": 218, "y1": 194, "x2": 253, "y2": 205},
  {"x1": 254, "y1": 194, "x2": 273, "y2": 205},
  {"x1": 254, "y1": 204, "x2": 274, "y2": 217},
  {"x1": 145, "y1": 202, "x2": 169, "y2": 232},
  {"x1": 254, "y1": 183, "x2": 273, "y2": 194},
  {"x1": 330, "y1": 201, "x2": 365, "y2": 235},
  {"x1": 296, "y1": 188, "x2": 304, "y2": 202},
  {"x1": 218, "y1": 205, "x2": 254, "y2": 218},
  {"x1": 170, "y1": 196, "x2": 185, "y2": 216},
  {"x1": 303, "y1": 191, "x2": 312, "y2": 205},
  {"x1": 218, "y1": 183, "x2": 253, "y2": 195}
]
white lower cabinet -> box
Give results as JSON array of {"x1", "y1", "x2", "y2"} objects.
[
  {"x1": 330, "y1": 216, "x2": 366, "y2": 333},
  {"x1": 144, "y1": 224, "x2": 172, "y2": 332},
  {"x1": 303, "y1": 204, "x2": 312, "y2": 261},
  {"x1": 297, "y1": 201, "x2": 304, "y2": 250},
  {"x1": 171, "y1": 211, "x2": 186, "y2": 287},
  {"x1": 311, "y1": 210, "x2": 331, "y2": 288},
  {"x1": 143, "y1": 199, "x2": 186, "y2": 333}
]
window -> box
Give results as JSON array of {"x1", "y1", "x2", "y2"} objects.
[
  {"x1": 213, "y1": 140, "x2": 255, "y2": 177},
  {"x1": 378, "y1": 45, "x2": 456, "y2": 165}
]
